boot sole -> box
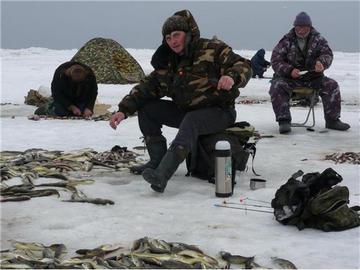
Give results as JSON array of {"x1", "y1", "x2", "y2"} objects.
[
  {"x1": 325, "y1": 126, "x2": 350, "y2": 131},
  {"x1": 142, "y1": 169, "x2": 165, "y2": 193},
  {"x1": 150, "y1": 185, "x2": 165, "y2": 193},
  {"x1": 279, "y1": 129, "x2": 291, "y2": 134}
]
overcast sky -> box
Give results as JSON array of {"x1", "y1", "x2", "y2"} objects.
[{"x1": 1, "y1": 1, "x2": 359, "y2": 52}]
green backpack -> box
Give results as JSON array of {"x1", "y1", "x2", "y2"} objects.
[
  {"x1": 272, "y1": 168, "x2": 360, "y2": 232},
  {"x1": 301, "y1": 186, "x2": 360, "y2": 231}
]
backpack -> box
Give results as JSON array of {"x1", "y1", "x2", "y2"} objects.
[
  {"x1": 186, "y1": 122, "x2": 257, "y2": 185},
  {"x1": 302, "y1": 186, "x2": 360, "y2": 231},
  {"x1": 271, "y1": 168, "x2": 360, "y2": 232}
]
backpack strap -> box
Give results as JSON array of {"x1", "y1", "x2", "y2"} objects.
[{"x1": 244, "y1": 142, "x2": 260, "y2": 176}]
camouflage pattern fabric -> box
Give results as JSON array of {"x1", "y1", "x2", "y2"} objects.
[
  {"x1": 269, "y1": 77, "x2": 341, "y2": 121},
  {"x1": 118, "y1": 10, "x2": 252, "y2": 116},
  {"x1": 302, "y1": 186, "x2": 360, "y2": 232},
  {"x1": 71, "y1": 38, "x2": 145, "y2": 84},
  {"x1": 269, "y1": 28, "x2": 341, "y2": 122}
]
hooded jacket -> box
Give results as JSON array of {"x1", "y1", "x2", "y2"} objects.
[
  {"x1": 271, "y1": 28, "x2": 333, "y2": 81},
  {"x1": 251, "y1": 49, "x2": 270, "y2": 76},
  {"x1": 118, "y1": 10, "x2": 252, "y2": 116}
]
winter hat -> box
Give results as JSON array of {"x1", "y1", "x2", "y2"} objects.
[
  {"x1": 293, "y1": 12, "x2": 312, "y2": 27},
  {"x1": 162, "y1": 15, "x2": 189, "y2": 37}
]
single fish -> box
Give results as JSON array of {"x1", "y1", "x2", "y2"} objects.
[
  {"x1": 75, "y1": 244, "x2": 122, "y2": 258},
  {"x1": 1, "y1": 195, "x2": 31, "y2": 202},
  {"x1": 170, "y1": 242, "x2": 203, "y2": 254},
  {"x1": 64, "y1": 197, "x2": 114, "y2": 205},
  {"x1": 250, "y1": 261, "x2": 272, "y2": 269},
  {"x1": 0, "y1": 262, "x2": 33, "y2": 269},
  {"x1": 271, "y1": 257, "x2": 297, "y2": 269},
  {"x1": 147, "y1": 238, "x2": 171, "y2": 254},
  {"x1": 220, "y1": 251, "x2": 254, "y2": 267}
]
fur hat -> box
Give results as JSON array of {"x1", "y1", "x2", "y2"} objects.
[
  {"x1": 293, "y1": 12, "x2": 312, "y2": 27},
  {"x1": 162, "y1": 15, "x2": 189, "y2": 37}
]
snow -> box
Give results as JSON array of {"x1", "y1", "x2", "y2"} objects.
[{"x1": 1, "y1": 47, "x2": 359, "y2": 269}]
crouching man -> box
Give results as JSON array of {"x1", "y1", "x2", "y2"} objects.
[
  {"x1": 109, "y1": 10, "x2": 252, "y2": 193},
  {"x1": 51, "y1": 61, "x2": 97, "y2": 118}
]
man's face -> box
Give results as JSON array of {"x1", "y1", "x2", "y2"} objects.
[
  {"x1": 165, "y1": 31, "x2": 187, "y2": 55},
  {"x1": 295, "y1": 26, "x2": 311, "y2": 38}
]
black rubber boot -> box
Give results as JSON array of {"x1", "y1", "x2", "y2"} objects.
[
  {"x1": 142, "y1": 145, "x2": 189, "y2": 193},
  {"x1": 130, "y1": 135, "x2": 167, "y2": 175},
  {"x1": 325, "y1": 119, "x2": 350, "y2": 131},
  {"x1": 279, "y1": 120, "x2": 291, "y2": 134}
]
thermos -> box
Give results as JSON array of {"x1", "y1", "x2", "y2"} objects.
[{"x1": 215, "y1": 140, "x2": 233, "y2": 197}]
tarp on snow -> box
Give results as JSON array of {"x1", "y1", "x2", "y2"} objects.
[{"x1": 71, "y1": 37, "x2": 145, "y2": 84}]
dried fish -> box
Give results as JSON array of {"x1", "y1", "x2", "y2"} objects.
[{"x1": 324, "y1": 152, "x2": 360, "y2": 165}]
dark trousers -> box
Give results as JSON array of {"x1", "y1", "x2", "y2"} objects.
[
  {"x1": 53, "y1": 101, "x2": 86, "y2": 117},
  {"x1": 138, "y1": 100, "x2": 236, "y2": 151}
]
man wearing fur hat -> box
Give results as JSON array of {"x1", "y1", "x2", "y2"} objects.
[
  {"x1": 110, "y1": 10, "x2": 252, "y2": 193},
  {"x1": 269, "y1": 11, "x2": 350, "y2": 134}
]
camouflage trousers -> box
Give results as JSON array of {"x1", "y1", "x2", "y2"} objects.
[{"x1": 269, "y1": 76, "x2": 341, "y2": 122}]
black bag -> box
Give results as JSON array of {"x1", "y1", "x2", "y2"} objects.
[
  {"x1": 271, "y1": 168, "x2": 360, "y2": 232},
  {"x1": 186, "y1": 122, "x2": 256, "y2": 185}
]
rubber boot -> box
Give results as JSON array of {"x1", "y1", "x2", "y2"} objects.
[
  {"x1": 279, "y1": 120, "x2": 291, "y2": 134},
  {"x1": 130, "y1": 135, "x2": 167, "y2": 175},
  {"x1": 325, "y1": 119, "x2": 350, "y2": 131},
  {"x1": 142, "y1": 145, "x2": 189, "y2": 193}
]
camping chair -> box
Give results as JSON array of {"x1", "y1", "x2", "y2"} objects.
[{"x1": 291, "y1": 87, "x2": 318, "y2": 128}]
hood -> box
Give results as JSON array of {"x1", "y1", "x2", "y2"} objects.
[{"x1": 173, "y1": 9, "x2": 200, "y2": 42}]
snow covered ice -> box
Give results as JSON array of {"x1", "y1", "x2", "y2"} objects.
[{"x1": 1, "y1": 47, "x2": 359, "y2": 269}]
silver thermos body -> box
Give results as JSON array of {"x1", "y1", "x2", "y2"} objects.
[{"x1": 215, "y1": 140, "x2": 233, "y2": 197}]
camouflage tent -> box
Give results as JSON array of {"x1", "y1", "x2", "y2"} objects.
[{"x1": 71, "y1": 38, "x2": 145, "y2": 84}]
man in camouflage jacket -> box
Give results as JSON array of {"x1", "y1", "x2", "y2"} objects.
[
  {"x1": 110, "y1": 10, "x2": 252, "y2": 192},
  {"x1": 269, "y1": 12, "x2": 350, "y2": 134}
]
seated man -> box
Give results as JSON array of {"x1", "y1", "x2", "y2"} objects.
[
  {"x1": 51, "y1": 61, "x2": 98, "y2": 117},
  {"x1": 251, "y1": 48, "x2": 270, "y2": 78},
  {"x1": 269, "y1": 12, "x2": 350, "y2": 134},
  {"x1": 109, "y1": 10, "x2": 252, "y2": 193}
]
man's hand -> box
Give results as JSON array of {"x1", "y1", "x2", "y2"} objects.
[
  {"x1": 83, "y1": 108, "x2": 93, "y2": 118},
  {"x1": 109, "y1": 112, "x2": 126, "y2": 130},
  {"x1": 291, "y1": 68, "x2": 301, "y2": 79},
  {"x1": 314, "y1": 60, "x2": 324, "y2": 73},
  {"x1": 69, "y1": 105, "x2": 81, "y2": 116},
  {"x1": 217, "y1": 75, "x2": 234, "y2": 91}
]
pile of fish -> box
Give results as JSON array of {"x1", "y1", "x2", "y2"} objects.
[
  {"x1": 27, "y1": 112, "x2": 113, "y2": 121},
  {"x1": 0, "y1": 238, "x2": 220, "y2": 269},
  {"x1": 236, "y1": 98, "x2": 267, "y2": 105},
  {"x1": 1, "y1": 146, "x2": 140, "y2": 204},
  {"x1": 324, "y1": 152, "x2": 360, "y2": 165},
  {"x1": 0, "y1": 237, "x2": 297, "y2": 269}
]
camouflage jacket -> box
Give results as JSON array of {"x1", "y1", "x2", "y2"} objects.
[
  {"x1": 271, "y1": 28, "x2": 333, "y2": 80},
  {"x1": 118, "y1": 11, "x2": 251, "y2": 116}
]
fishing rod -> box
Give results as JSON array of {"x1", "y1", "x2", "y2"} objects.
[
  {"x1": 222, "y1": 201, "x2": 272, "y2": 209},
  {"x1": 214, "y1": 204, "x2": 273, "y2": 214},
  {"x1": 240, "y1": 197, "x2": 271, "y2": 204}
]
